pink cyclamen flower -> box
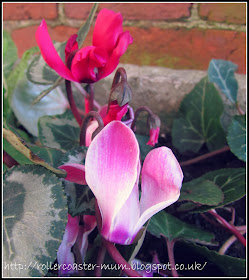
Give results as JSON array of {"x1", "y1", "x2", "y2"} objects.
[
  {"x1": 36, "y1": 9, "x2": 133, "y2": 83},
  {"x1": 85, "y1": 121, "x2": 183, "y2": 245}
]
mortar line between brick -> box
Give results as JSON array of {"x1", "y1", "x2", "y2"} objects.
[
  {"x1": 3, "y1": 19, "x2": 246, "y2": 33},
  {"x1": 58, "y1": 3, "x2": 66, "y2": 22}
]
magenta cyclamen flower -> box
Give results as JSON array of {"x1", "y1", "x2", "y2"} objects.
[
  {"x1": 57, "y1": 214, "x2": 96, "y2": 276},
  {"x1": 85, "y1": 121, "x2": 183, "y2": 245},
  {"x1": 60, "y1": 121, "x2": 183, "y2": 245},
  {"x1": 36, "y1": 9, "x2": 133, "y2": 83}
]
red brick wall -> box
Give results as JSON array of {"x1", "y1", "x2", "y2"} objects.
[{"x1": 3, "y1": 3, "x2": 246, "y2": 74}]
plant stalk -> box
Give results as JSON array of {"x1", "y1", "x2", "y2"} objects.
[
  {"x1": 102, "y1": 238, "x2": 141, "y2": 277},
  {"x1": 65, "y1": 80, "x2": 83, "y2": 126},
  {"x1": 3, "y1": 150, "x2": 19, "y2": 168},
  {"x1": 180, "y1": 146, "x2": 230, "y2": 167},
  {"x1": 94, "y1": 200, "x2": 140, "y2": 277},
  {"x1": 219, "y1": 228, "x2": 246, "y2": 255},
  {"x1": 32, "y1": 77, "x2": 63, "y2": 105},
  {"x1": 79, "y1": 111, "x2": 104, "y2": 146},
  {"x1": 95, "y1": 243, "x2": 106, "y2": 277},
  {"x1": 72, "y1": 82, "x2": 101, "y2": 110},
  {"x1": 209, "y1": 209, "x2": 246, "y2": 247},
  {"x1": 165, "y1": 238, "x2": 178, "y2": 277}
]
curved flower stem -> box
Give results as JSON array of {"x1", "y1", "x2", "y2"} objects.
[
  {"x1": 200, "y1": 212, "x2": 222, "y2": 228},
  {"x1": 108, "y1": 67, "x2": 132, "y2": 109},
  {"x1": 111, "y1": 67, "x2": 127, "y2": 89},
  {"x1": 235, "y1": 102, "x2": 245, "y2": 115},
  {"x1": 79, "y1": 111, "x2": 104, "y2": 146},
  {"x1": 65, "y1": 80, "x2": 83, "y2": 126},
  {"x1": 72, "y1": 82, "x2": 101, "y2": 110},
  {"x1": 102, "y1": 238, "x2": 141, "y2": 277},
  {"x1": 95, "y1": 243, "x2": 106, "y2": 277},
  {"x1": 218, "y1": 228, "x2": 246, "y2": 255},
  {"x1": 208, "y1": 209, "x2": 246, "y2": 247},
  {"x1": 131, "y1": 106, "x2": 154, "y2": 131},
  {"x1": 180, "y1": 146, "x2": 230, "y2": 167},
  {"x1": 165, "y1": 238, "x2": 178, "y2": 277},
  {"x1": 3, "y1": 150, "x2": 19, "y2": 168}
]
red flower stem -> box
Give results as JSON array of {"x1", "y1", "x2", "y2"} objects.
[
  {"x1": 72, "y1": 242, "x2": 85, "y2": 276},
  {"x1": 94, "y1": 200, "x2": 140, "y2": 277},
  {"x1": 102, "y1": 238, "x2": 141, "y2": 277},
  {"x1": 84, "y1": 97, "x2": 90, "y2": 115},
  {"x1": 89, "y1": 84, "x2": 94, "y2": 112},
  {"x1": 65, "y1": 80, "x2": 83, "y2": 126},
  {"x1": 165, "y1": 238, "x2": 178, "y2": 277},
  {"x1": 79, "y1": 111, "x2": 104, "y2": 146},
  {"x1": 180, "y1": 146, "x2": 230, "y2": 167},
  {"x1": 131, "y1": 106, "x2": 155, "y2": 132},
  {"x1": 84, "y1": 84, "x2": 94, "y2": 114},
  {"x1": 235, "y1": 102, "x2": 245, "y2": 115},
  {"x1": 200, "y1": 212, "x2": 223, "y2": 228},
  {"x1": 3, "y1": 150, "x2": 20, "y2": 168},
  {"x1": 72, "y1": 82, "x2": 101, "y2": 110},
  {"x1": 95, "y1": 243, "x2": 106, "y2": 277},
  {"x1": 208, "y1": 209, "x2": 246, "y2": 247}
]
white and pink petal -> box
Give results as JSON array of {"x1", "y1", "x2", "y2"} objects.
[
  {"x1": 132, "y1": 147, "x2": 183, "y2": 235},
  {"x1": 85, "y1": 121, "x2": 140, "y2": 239}
]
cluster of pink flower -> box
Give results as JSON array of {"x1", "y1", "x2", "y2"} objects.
[{"x1": 36, "y1": 9, "x2": 183, "y2": 276}]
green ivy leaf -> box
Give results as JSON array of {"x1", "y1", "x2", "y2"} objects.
[
  {"x1": 3, "y1": 163, "x2": 8, "y2": 173},
  {"x1": 181, "y1": 241, "x2": 245, "y2": 277},
  {"x1": 3, "y1": 30, "x2": 18, "y2": 78},
  {"x1": 179, "y1": 179, "x2": 224, "y2": 206},
  {"x1": 3, "y1": 165, "x2": 68, "y2": 277},
  {"x1": 29, "y1": 144, "x2": 65, "y2": 167},
  {"x1": 3, "y1": 128, "x2": 67, "y2": 177},
  {"x1": 3, "y1": 117, "x2": 31, "y2": 142},
  {"x1": 176, "y1": 201, "x2": 197, "y2": 212},
  {"x1": 6, "y1": 46, "x2": 39, "y2": 106},
  {"x1": 172, "y1": 77, "x2": 226, "y2": 154},
  {"x1": 191, "y1": 168, "x2": 245, "y2": 213},
  {"x1": 208, "y1": 59, "x2": 238, "y2": 104},
  {"x1": 38, "y1": 110, "x2": 80, "y2": 152},
  {"x1": 4, "y1": 46, "x2": 38, "y2": 121},
  {"x1": 147, "y1": 211, "x2": 216, "y2": 245},
  {"x1": 11, "y1": 75, "x2": 68, "y2": 136},
  {"x1": 3, "y1": 138, "x2": 32, "y2": 165},
  {"x1": 227, "y1": 115, "x2": 246, "y2": 162},
  {"x1": 4, "y1": 139, "x2": 65, "y2": 169}
]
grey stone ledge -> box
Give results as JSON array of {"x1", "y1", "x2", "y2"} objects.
[{"x1": 94, "y1": 63, "x2": 246, "y2": 116}]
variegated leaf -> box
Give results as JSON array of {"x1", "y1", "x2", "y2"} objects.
[
  {"x1": 3, "y1": 165, "x2": 68, "y2": 277},
  {"x1": 38, "y1": 110, "x2": 81, "y2": 152}
]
